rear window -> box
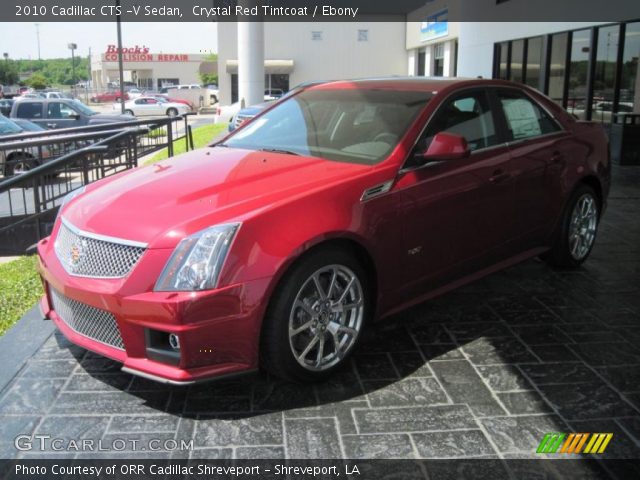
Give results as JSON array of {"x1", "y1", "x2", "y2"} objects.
[{"x1": 16, "y1": 102, "x2": 43, "y2": 119}]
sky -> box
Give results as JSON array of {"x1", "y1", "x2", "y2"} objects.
[{"x1": 0, "y1": 22, "x2": 218, "y2": 59}]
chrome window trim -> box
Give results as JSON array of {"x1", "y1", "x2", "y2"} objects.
[{"x1": 60, "y1": 216, "x2": 148, "y2": 248}]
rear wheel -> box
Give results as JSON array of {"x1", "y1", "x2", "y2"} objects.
[
  {"x1": 545, "y1": 184, "x2": 599, "y2": 268},
  {"x1": 124, "y1": 109, "x2": 135, "y2": 116},
  {"x1": 261, "y1": 248, "x2": 369, "y2": 382},
  {"x1": 166, "y1": 107, "x2": 178, "y2": 117}
]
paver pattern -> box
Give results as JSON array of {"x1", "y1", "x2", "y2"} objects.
[{"x1": 1, "y1": 167, "x2": 639, "y2": 466}]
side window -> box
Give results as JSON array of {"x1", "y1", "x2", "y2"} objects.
[
  {"x1": 47, "y1": 102, "x2": 76, "y2": 119},
  {"x1": 419, "y1": 91, "x2": 498, "y2": 153},
  {"x1": 498, "y1": 91, "x2": 561, "y2": 141},
  {"x1": 16, "y1": 102, "x2": 42, "y2": 119}
]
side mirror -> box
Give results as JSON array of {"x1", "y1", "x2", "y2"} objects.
[{"x1": 421, "y1": 132, "x2": 470, "y2": 162}]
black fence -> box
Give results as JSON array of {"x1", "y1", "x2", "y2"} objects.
[{"x1": 0, "y1": 115, "x2": 194, "y2": 255}]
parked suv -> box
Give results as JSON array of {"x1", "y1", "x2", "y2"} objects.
[{"x1": 10, "y1": 98, "x2": 134, "y2": 129}]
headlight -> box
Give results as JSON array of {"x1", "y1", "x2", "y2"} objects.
[
  {"x1": 56, "y1": 186, "x2": 85, "y2": 221},
  {"x1": 154, "y1": 223, "x2": 240, "y2": 292}
]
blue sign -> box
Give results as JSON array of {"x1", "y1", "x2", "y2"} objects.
[{"x1": 421, "y1": 9, "x2": 448, "y2": 42}]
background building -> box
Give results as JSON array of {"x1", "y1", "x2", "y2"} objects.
[
  {"x1": 90, "y1": 46, "x2": 214, "y2": 92},
  {"x1": 216, "y1": 22, "x2": 408, "y2": 105}
]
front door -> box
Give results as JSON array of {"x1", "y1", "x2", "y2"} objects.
[{"x1": 396, "y1": 89, "x2": 514, "y2": 297}]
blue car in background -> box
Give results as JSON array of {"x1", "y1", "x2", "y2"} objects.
[{"x1": 228, "y1": 101, "x2": 273, "y2": 132}]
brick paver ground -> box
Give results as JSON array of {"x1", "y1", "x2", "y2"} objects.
[{"x1": 1, "y1": 167, "x2": 639, "y2": 463}]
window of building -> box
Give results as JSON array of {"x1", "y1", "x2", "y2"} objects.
[
  {"x1": 311, "y1": 31, "x2": 322, "y2": 41},
  {"x1": 433, "y1": 43, "x2": 445, "y2": 77},
  {"x1": 591, "y1": 25, "x2": 621, "y2": 123},
  {"x1": 498, "y1": 90, "x2": 561, "y2": 140},
  {"x1": 417, "y1": 49, "x2": 426, "y2": 76},
  {"x1": 496, "y1": 42, "x2": 509, "y2": 80},
  {"x1": 525, "y1": 36, "x2": 544, "y2": 90},
  {"x1": 567, "y1": 29, "x2": 592, "y2": 120},
  {"x1": 358, "y1": 30, "x2": 369, "y2": 42},
  {"x1": 510, "y1": 39, "x2": 525, "y2": 83},
  {"x1": 548, "y1": 33, "x2": 568, "y2": 106},
  {"x1": 621, "y1": 22, "x2": 640, "y2": 114}
]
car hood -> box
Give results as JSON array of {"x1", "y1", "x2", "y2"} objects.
[
  {"x1": 64, "y1": 147, "x2": 370, "y2": 249},
  {"x1": 88, "y1": 113, "x2": 135, "y2": 124}
]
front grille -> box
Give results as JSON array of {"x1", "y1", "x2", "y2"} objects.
[
  {"x1": 50, "y1": 288, "x2": 124, "y2": 350},
  {"x1": 54, "y1": 219, "x2": 146, "y2": 278}
]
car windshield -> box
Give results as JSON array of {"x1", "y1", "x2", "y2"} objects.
[
  {"x1": 223, "y1": 88, "x2": 432, "y2": 165},
  {"x1": 0, "y1": 115, "x2": 23, "y2": 135},
  {"x1": 72, "y1": 100, "x2": 98, "y2": 116}
]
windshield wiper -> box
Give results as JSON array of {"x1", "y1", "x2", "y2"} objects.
[{"x1": 258, "y1": 147, "x2": 300, "y2": 156}]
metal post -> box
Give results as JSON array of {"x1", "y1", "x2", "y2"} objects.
[
  {"x1": 167, "y1": 121, "x2": 174, "y2": 157},
  {"x1": 116, "y1": 0, "x2": 126, "y2": 114}
]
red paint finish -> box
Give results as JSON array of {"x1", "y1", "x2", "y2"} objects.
[{"x1": 37, "y1": 79, "x2": 610, "y2": 384}]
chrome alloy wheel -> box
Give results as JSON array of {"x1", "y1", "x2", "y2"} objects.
[
  {"x1": 569, "y1": 193, "x2": 598, "y2": 260},
  {"x1": 288, "y1": 264, "x2": 364, "y2": 371}
]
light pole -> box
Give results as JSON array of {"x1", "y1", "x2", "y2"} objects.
[
  {"x1": 35, "y1": 24, "x2": 41, "y2": 60},
  {"x1": 68, "y1": 43, "x2": 77, "y2": 95}
]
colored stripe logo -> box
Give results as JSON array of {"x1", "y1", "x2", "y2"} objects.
[{"x1": 537, "y1": 433, "x2": 613, "y2": 454}]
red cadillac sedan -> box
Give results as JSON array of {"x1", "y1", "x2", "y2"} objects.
[{"x1": 37, "y1": 78, "x2": 610, "y2": 384}]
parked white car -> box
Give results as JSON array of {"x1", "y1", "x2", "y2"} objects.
[
  {"x1": 121, "y1": 97, "x2": 190, "y2": 117},
  {"x1": 127, "y1": 88, "x2": 143, "y2": 99},
  {"x1": 214, "y1": 102, "x2": 241, "y2": 126}
]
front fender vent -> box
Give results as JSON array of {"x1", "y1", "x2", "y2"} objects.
[{"x1": 361, "y1": 180, "x2": 393, "y2": 202}]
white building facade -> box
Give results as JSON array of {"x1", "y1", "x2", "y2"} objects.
[{"x1": 216, "y1": 22, "x2": 408, "y2": 105}]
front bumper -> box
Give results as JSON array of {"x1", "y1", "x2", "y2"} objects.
[{"x1": 37, "y1": 236, "x2": 269, "y2": 385}]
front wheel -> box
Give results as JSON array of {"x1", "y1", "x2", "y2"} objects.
[
  {"x1": 545, "y1": 184, "x2": 599, "y2": 268},
  {"x1": 261, "y1": 248, "x2": 369, "y2": 382}
]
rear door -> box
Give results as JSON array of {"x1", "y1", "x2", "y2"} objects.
[
  {"x1": 493, "y1": 88, "x2": 568, "y2": 249},
  {"x1": 13, "y1": 102, "x2": 45, "y2": 127}
]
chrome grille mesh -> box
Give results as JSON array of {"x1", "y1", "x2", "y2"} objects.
[
  {"x1": 54, "y1": 220, "x2": 146, "y2": 278},
  {"x1": 50, "y1": 288, "x2": 124, "y2": 350}
]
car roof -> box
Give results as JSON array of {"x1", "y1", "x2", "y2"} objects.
[{"x1": 310, "y1": 77, "x2": 518, "y2": 93}]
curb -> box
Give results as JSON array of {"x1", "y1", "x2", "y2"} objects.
[{"x1": 0, "y1": 304, "x2": 55, "y2": 393}]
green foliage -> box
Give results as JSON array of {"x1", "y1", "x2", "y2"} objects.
[
  {"x1": 2, "y1": 57, "x2": 90, "y2": 87},
  {"x1": 0, "y1": 60, "x2": 19, "y2": 85},
  {"x1": 199, "y1": 52, "x2": 218, "y2": 86},
  {"x1": 0, "y1": 256, "x2": 43, "y2": 337},
  {"x1": 25, "y1": 72, "x2": 49, "y2": 90},
  {"x1": 144, "y1": 123, "x2": 227, "y2": 165}
]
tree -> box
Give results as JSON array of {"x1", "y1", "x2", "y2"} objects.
[
  {"x1": 25, "y1": 73, "x2": 49, "y2": 90},
  {"x1": 199, "y1": 52, "x2": 218, "y2": 86},
  {"x1": 0, "y1": 61, "x2": 19, "y2": 85}
]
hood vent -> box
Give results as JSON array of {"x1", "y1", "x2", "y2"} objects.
[{"x1": 361, "y1": 180, "x2": 393, "y2": 202}]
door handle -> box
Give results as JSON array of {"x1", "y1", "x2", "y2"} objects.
[
  {"x1": 46, "y1": 123, "x2": 57, "y2": 128},
  {"x1": 550, "y1": 151, "x2": 564, "y2": 166},
  {"x1": 489, "y1": 169, "x2": 510, "y2": 184}
]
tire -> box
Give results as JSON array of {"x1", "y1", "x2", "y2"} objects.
[
  {"x1": 261, "y1": 247, "x2": 370, "y2": 383},
  {"x1": 166, "y1": 107, "x2": 178, "y2": 117},
  {"x1": 5, "y1": 154, "x2": 37, "y2": 176},
  {"x1": 125, "y1": 109, "x2": 135, "y2": 116},
  {"x1": 115, "y1": 97, "x2": 121, "y2": 102},
  {"x1": 545, "y1": 184, "x2": 600, "y2": 268}
]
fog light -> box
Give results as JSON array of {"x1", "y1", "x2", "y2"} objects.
[{"x1": 168, "y1": 333, "x2": 180, "y2": 351}]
